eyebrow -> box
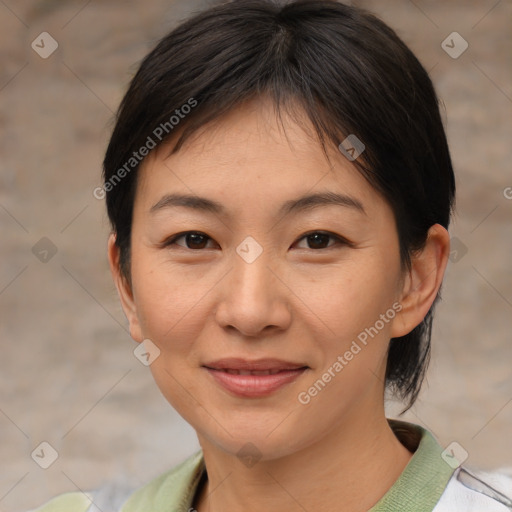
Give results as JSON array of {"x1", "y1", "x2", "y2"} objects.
[{"x1": 149, "y1": 191, "x2": 366, "y2": 217}]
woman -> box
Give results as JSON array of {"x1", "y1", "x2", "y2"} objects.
[{"x1": 32, "y1": 1, "x2": 512, "y2": 510}]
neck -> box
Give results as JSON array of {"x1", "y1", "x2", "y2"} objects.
[{"x1": 194, "y1": 409, "x2": 413, "y2": 512}]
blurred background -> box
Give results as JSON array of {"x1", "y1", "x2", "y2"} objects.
[{"x1": 0, "y1": 1, "x2": 511, "y2": 510}]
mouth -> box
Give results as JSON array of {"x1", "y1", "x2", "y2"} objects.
[
  {"x1": 211, "y1": 368, "x2": 294, "y2": 375},
  {"x1": 203, "y1": 358, "x2": 309, "y2": 398},
  {"x1": 203, "y1": 357, "x2": 308, "y2": 372}
]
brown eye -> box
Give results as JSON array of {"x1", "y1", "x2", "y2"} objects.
[
  {"x1": 294, "y1": 231, "x2": 351, "y2": 250},
  {"x1": 306, "y1": 233, "x2": 332, "y2": 249},
  {"x1": 165, "y1": 231, "x2": 214, "y2": 250}
]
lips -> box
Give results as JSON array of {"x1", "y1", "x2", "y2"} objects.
[
  {"x1": 219, "y1": 368, "x2": 284, "y2": 375},
  {"x1": 204, "y1": 357, "x2": 307, "y2": 372},
  {"x1": 203, "y1": 358, "x2": 309, "y2": 398}
]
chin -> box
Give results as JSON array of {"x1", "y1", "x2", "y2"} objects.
[{"x1": 195, "y1": 413, "x2": 319, "y2": 464}]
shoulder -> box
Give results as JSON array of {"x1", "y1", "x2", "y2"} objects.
[
  {"x1": 379, "y1": 420, "x2": 512, "y2": 512},
  {"x1": 120, "y1": 450, "x2": 205, "y2": 512},
  {"x1": 26, "y1": 481, "x2": 134, "y2": 512},
  {"x1": 433, "y1": 466, "x2": 512, "y2": 511},
  {"x1": 27, "y1": 451, "x2": 204, "y2": 512},
  {"x1": 26, "y1": 491, "x2": 93, "y2": 512}
]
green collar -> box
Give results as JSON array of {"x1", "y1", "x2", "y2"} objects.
[
  {"x1": 369, "y1": 420, "x2": 455, "y2": 511},
  {"x1": 121, "y1": 420, "x2": 455, "y2": 512}
]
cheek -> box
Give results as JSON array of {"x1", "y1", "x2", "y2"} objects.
[
  {"x1": 305, "y1": 257, "x2": 400, "y2": 340},
  {"x1": 130, "y1": 254, "x2": 211, "y2": 352},
  {"x1": 132, "y1": 260, "x2": 210, "y2": 412},
  {"x1": 297, "y1": 262, "x2": 400, "y2": 403}
]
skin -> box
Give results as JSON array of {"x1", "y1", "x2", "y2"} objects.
[{"x1": 108, "y1": 97, "x2": 450, "y2": 512}]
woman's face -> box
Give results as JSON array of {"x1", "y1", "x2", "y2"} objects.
[{"x1": 112, "y1": 98, "x2": 412, "y2": 460}]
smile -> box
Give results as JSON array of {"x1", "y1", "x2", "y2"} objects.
[
  {"x1": 219, "y1": 369, "x2": 284, "y2": 375},
  {"x1": 204, "y1": 366, "x2": 308, "y2": 398}
]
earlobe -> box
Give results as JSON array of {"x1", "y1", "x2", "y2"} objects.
[
  {"x1": 391, "y1": 224, "x2": 450, "y2": 338},
  {"x1": 107, "y1": 233, "x2": 144, "y2": 343}
]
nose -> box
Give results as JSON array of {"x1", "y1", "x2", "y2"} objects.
[{"x1": 214, "y1": 246, "x2": 292, "y2": 338}]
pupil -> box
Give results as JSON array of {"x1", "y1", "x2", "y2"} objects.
[
  {"x1": 188, "y1": 233, "x2": 206, "y2": 249},
  {"x1": 309, "y1": 233, "x2": 329, "y2": 249}
]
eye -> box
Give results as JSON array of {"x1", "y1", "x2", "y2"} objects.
[
  {"x1": 294, "y1": 231, "x2": 352, "y2": 250},
  {"x1": 161, "y1": 230, "x2": 352, "y2": 251},
  {"x1": 162, "y1": 231, "x2": 217, "y2": 250}
]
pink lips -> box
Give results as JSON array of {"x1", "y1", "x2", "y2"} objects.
[{"x1": 203, "y1": 358, "x2": 308, "y2": 398}]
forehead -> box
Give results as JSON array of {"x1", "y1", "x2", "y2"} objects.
[{"x1": 134, "y1": 98, "x2": 389, "y2": 221}]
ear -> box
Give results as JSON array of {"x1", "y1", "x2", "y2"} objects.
[
  {"x1": 107, "y1": 233, "x2": 144, "y2": 343},
  {"x1": 391, "y1": 224, "x2": 450, "y2": 338}
]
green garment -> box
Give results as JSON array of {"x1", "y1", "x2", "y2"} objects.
[{"x1": 31, "y1": 420, "x2": 455, "y2": 512}]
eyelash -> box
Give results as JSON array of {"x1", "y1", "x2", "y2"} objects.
[{"x1": 161, "y1": 230, "x2": 354, "y2": 251}]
